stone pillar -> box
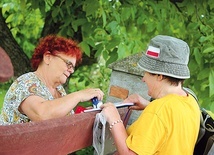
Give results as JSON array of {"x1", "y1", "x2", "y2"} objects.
[{"x1": 104, "y1": 53, "x2": 150, "y2": 154}]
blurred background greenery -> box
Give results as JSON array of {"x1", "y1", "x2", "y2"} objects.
[
  {"x1": 1, "y1": 0, "x2": 214, "y2": 111},
  {"x1": 0, "y1": 0, "x2": 214, "y2": 153}
]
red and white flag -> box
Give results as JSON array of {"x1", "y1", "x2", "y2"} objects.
[{"x1": 146, "y1": 46, "x2": 160, "y2": 58}]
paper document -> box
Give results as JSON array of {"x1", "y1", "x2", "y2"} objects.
[{"x1": 84, "y1": 102, "x2": 134, "y2": 112}]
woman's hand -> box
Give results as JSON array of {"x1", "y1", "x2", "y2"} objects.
[
  {"x1": 100, "y1": 103, "x2": 121, "y2": 124},
  {"x1": 123, "y1": 94, "x2": 149, "y2": 110},
  {"x1": 75, "y1": 88, "x2": 104, "y2": 102}
]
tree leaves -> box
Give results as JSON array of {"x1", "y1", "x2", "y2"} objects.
[
  {"x1": 1, "y1": 0, "x2": 214, "y2": 111},
  {"x1": 203, "y1": 47, "x2": 214, "y2": 54},
  {"x1": 209, "y1": 69, "x2": 214, "y2": 97},
  {"x1": 79, "y1": 41, "x2": 90, "y2": 57}
]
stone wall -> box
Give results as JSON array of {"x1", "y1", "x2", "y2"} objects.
[
  {"x1": 106, "y1": 52, "x2": 150, "y2": 125},
  {"x1": 103, "y1": 53, "x2": 151, "y2": 154}
]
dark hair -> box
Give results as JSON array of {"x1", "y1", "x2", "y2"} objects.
[
  {"x1": 162, "y1": 75, "x2": 184, "y2": 86},
  {"x1": 31, "y1": 35, "x2": 82, "y2": 70},
  {"x1": 150, "y1": 73, "x2": 184, "y2": 86}
]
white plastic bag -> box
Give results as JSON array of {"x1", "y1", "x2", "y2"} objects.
[{"x1": 93, "y1": 113, "x2": 106, "y2": 155}]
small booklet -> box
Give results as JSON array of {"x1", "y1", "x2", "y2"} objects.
[{"x1": 84, "y1": 102, "x2": 134, "y2": 113}]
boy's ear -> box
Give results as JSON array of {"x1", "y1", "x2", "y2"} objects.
[{"x1": 157, "y1": 74, "x2": 163, "y2": 80}]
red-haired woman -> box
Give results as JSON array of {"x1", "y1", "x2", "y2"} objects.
[{"x1": 0, "y1": 35, "x2": 104, "y2": 125}]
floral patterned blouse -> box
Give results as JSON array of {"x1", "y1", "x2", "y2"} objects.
[{"x1": 0, "y1": 72, "x2": 67, "y2": 125}]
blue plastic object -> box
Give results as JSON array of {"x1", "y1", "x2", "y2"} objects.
[{"x1": 91, "y1": 97, "x2": 99, "y2": 108}]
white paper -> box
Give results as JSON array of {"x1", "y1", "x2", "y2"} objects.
[{"x1": 84, "y1": 102, "x2": 134, "y2": 112}]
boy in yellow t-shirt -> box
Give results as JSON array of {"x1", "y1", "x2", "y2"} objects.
[
  {"x1": 126, "y1": 94, "x2": 200, "y2": 154},
  {"x1": 101, "y1": 35, "x2": 201, "y2": 155}
]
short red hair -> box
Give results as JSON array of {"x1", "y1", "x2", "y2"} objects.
[{"x1": 31, "y1": 35, "x2": 82, "y2": 70}]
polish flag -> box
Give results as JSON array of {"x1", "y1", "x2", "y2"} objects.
[{"x1": 146, "y1": 46, "x2": 160, "y2": 58}]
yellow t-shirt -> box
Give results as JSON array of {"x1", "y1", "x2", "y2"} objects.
[{"x1": 126, "y1": 94, "x2": 201, "y2": 155}]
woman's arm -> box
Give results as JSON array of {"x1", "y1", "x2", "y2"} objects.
[
  {"x1": 20, "y1": 88, "x2": 104, "y2": 121},
  {"x1": 101, "y1": 103, "x2": 137, "y2": 155}
]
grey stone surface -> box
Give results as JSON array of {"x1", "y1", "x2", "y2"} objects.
[
  {"x1": 106, "y1": 53, "x2": 150, "y2": 124},
  {"x1": 104, "y1": 53, "x2": 150, "y2": 154},
  {"x1": 106, "y1": 71, "x2": 150, "y2": 103},
  {"x1": 108, "y1": 52, "x2": 144, "y2": 77}
]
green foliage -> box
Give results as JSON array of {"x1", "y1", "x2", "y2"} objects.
[
  {"x1": 1, "y1": 0, "x2": 214, "y2": 154},
  {"x1": 73, "y1": 146, "x2": 94, "y2": 155},
  {"x1": 0, "y1": 81, "x2": 13, "y2": 108},
  {"x1": 68, "y1": 57, "x2": 111, "y2": 105},
  {"x1": 179, "y1": 0, "x2": 214, "y2": 111},
  {"x1": 1, "y1": 0, "x2": 214, "y2": 111},
  {"x1": 0, "y1": 88, "x2": 6, "y2": 108},
  {"x1": 1, "y1": 0, "x2": 44, "y2": 57},
  {"x1": 76, "y1": 0, "x2": 214, "y2": 111}
]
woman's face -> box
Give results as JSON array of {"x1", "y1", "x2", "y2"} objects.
[
  {"x1": 142, "y1": 72, "x2": 159, "y2": 98},
  {"x1": 50, "y1": 54, "x2": 76, "y2": 85}
]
